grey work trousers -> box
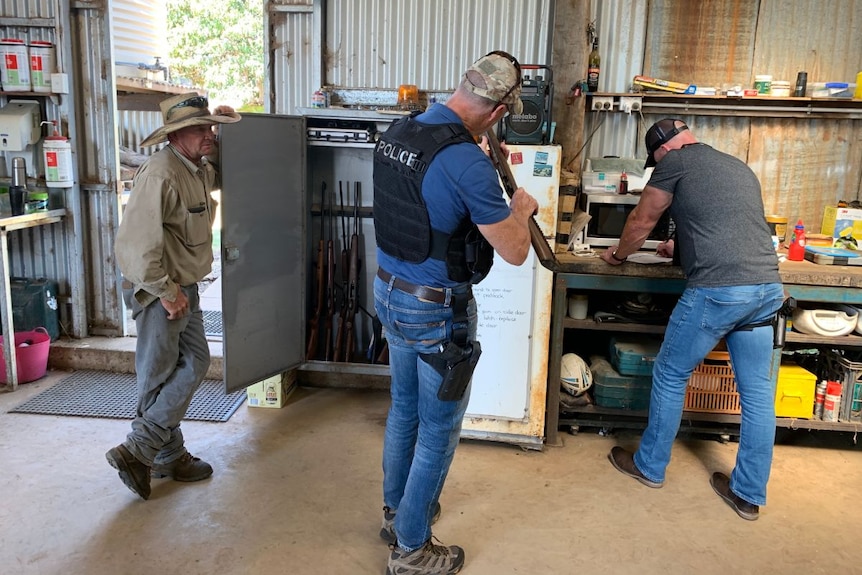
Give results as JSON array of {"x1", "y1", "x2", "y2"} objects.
[{"x1": 122, "y1": 284, "x2": 210, "y2": 466}]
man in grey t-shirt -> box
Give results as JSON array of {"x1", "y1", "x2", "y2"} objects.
[{"x1": 601, "y1": 119, "x2": 784, "y2": 521}]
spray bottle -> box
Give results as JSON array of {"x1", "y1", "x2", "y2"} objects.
[{"x1": 41, "y1": 120, "x2": 73, "y2": 188}]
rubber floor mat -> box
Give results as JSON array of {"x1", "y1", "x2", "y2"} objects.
[
  {"x1": 203, "y1": 310, "x2": 223, "y2": 337},
  {"x1": 10, "y1": 370, "x2": 245, "y2": 422}
]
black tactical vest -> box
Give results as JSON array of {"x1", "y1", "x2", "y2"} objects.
[{"x1": 373, "y1": 115, "x2": 494, "y2": 284}]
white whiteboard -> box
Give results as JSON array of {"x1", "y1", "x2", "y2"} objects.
[
  {"x1": 468, "y1": 254, "x2": 537, "y2": 418},
  {"x1": 465, "y1": 145, "x2": 560, "y2": 422}
]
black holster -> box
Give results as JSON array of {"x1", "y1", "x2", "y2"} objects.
[
  {"x1": 419, "y1": 292, "x2": 481, "y2": 401},
  {"x1": 736, "y1": 296, "x2": 796, "y2": 349},
  {"x1": 422, "y1": 340, "x2": 482, "y2": 401},
  {"x1": 773, "y1": 296, "x2": 797, "y2": 349}
]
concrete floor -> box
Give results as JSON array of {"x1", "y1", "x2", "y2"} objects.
[{"x1": 1, "y1": 369, "x2": 860, "y2": 575}]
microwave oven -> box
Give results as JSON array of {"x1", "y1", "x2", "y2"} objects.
[{"x1": 580, "y1": 192, "x2": 673, "y2": 250}]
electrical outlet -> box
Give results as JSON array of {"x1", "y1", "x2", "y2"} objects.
[
  {"x1": 592, "y1": 96, "x2": 614, "y2": 111},
  {"x1": 620, "y1": 96, "x2": 642, "y2": 114}
]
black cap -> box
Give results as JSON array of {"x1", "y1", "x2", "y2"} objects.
[{"x1": 644, "y1": 119, "x2": 689, "y2": 168}]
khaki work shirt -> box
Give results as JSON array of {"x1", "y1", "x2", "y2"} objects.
[{"x1": 116, "y1": 144, "x2": 220, "y2": 307}]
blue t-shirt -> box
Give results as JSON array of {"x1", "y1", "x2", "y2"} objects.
[{"x1": 376, "y1": 104, "x2": 512, "y2": 287}]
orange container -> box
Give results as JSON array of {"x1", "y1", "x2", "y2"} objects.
[
  {"x1": 0, "y1": 327, "x2": 50, "y2": 384},
  {"x1": 684, "y1": 351, "x2": 741, "y2": 414}
]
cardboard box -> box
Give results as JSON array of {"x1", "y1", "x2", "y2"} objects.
[
  {"x1": 820, "y1": 206, "x2": 862, "y2": 247},
  {"x1": 246, "y1": 370, "x2": 297, "y2": 408}
]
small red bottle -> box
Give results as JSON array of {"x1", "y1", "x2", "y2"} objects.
[
  {"x1": 618, "y1": 171, "x2": 628, "y2": 195},
  {"x1": 787, "y1": 219, "x2": 806, "y2": 261}
]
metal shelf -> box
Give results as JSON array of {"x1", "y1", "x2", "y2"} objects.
[
  {"x1": 785, "y1": 331, "x2": 862, "y2": 348},
  {"x1": 559, "y1": 404, "x2": 861, "y2": 434},
  {"x1": 587, "y1": 92, "x2": 862, "y2": 119},
  {"x1": 561, "y1": 317, "x2": 666, "y2": 334}
]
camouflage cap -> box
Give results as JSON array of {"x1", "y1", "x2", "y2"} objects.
[{"x1": 463, "y1": 51, "x2": 523, "y2": 115}]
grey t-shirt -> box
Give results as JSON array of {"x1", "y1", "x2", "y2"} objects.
[{"x1": 647, "y1": 143, "x2": 781, "y2": 288}]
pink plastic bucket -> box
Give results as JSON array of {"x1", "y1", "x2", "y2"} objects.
[{"x1": 0, "y1": 327, "x2": 50, "y2": 383}]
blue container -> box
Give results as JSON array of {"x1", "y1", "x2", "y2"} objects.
[{"x1": 609, "y1": 337, "x2": 661, "y2": 377}]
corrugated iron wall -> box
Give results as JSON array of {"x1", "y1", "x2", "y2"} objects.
[
  {"x1": 582, "y1": 0, "x2": 862, "y2": 227},
  {"x1": 71, "y1": 1, "x2": 124, "y2": 336},
  {"x1": 267, "y1": 1, "x2": 317, "y2": 114},
  {"x1": 267, "y1": 0, "x2": 553, "y2": 115},
  {"x1": 0, "y1": 0, "x2": 89, "y2": 337},
  {"x1": 326, "y1": 0, "x2": 551, "y2": 90}
]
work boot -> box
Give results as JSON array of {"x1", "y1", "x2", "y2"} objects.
[
  {"x1": 106, "y1": 444, "x2": 151, "y2": 500},
  {"x1": 607, "y1": 446, "x2": 663, "y2": 488},
  {"x1": 386, "y1": 538, "x2": 465, "y2": 575},
  {"x1": 380, "y1": 502, "x2": 442, "y2": 545},
  {"x1": 710, "y1": 472, "x2": 759, "y2": 521},
  {"x1": 151, "y1": 452, "x2": 213, "y2": 482}
]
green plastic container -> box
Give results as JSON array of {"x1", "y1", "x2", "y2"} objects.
[
  {"x1": 591, "y1": 357, "x2": 653, "y2": 411},
  {"x1": 609, "y1": 337, "x2": 661, "y2": 377},
  {"x1": 24, "y1": 191, "x2": 49, "y2": 214},
  {"x1": 0, "y1": 277, "x2": 60, "y2": 341}
]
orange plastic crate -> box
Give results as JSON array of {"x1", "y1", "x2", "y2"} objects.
[{"x1": 684, "y1": 351, "x2": 741, "y2": 414}]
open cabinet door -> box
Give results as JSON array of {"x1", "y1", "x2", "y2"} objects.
[{"x1": 219, "y1": 114, "x2": 307, "y2": 393}]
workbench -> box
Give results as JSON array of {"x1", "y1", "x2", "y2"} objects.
[
  {"x1": 545, "y1": 252, "x2": 862, "y2": 445},
  {"x1": 0, "y1": 209, "x2": 66, "y2": 391}
]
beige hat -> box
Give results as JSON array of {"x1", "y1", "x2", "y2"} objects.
[
  {"x1": 463, "y1": 51, "x2": 523, "y2": 115},
  {"x1": 140, "y1": 92, "x2": 241, "y2": 147}
]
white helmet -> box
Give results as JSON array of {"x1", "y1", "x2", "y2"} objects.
[{"x1": 560, "y1": 353, "x2": 592, "y2": 396}]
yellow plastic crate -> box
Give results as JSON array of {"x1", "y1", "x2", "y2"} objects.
[
  {"x1": 775, "y1": 364, "x2": 817, "y2": 419},
  {"x1": 684, "y1": 351, "x2": 741, "y2": 414}
]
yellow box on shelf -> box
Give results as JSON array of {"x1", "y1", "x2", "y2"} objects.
[
  {"x1": 775, "y1": 364, "x2": 816, "y2": 419},
  {"x1": 821, "y1": 206, "x2": 862, "y2": 247}
]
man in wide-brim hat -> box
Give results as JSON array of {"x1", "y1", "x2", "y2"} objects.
[{"x1": 107, "y1": 92, "x2": 240, "y2": 501}]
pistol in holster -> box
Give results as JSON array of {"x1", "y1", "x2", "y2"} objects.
[
  {"x1": 420, "y1": 340, "x2": 483, "y2": 401},
  {"x1": 773, "y1": 296, "x2": 797, "y2": 349},
  {"x1": 734, "y1": 296, "x2": 797, "y2": 349}
]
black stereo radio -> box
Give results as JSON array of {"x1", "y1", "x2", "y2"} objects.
[{"x1": 500, "y1": 64, "x2": 553, "y2": 145}]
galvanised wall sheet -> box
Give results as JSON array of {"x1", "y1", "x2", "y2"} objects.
[
  {"x1": 643, "y1": 0, "x2": 862, "y2": 88},
  {"x1": 72, "y1": 2, "x2": 125, "y2": 336},
  {"x1": 0, "y1": 0, "x2": 54, "y2": 18},
  {"x1": 267, "y1": 0, "x2": 317, "y2": 114},
  {"x1": 753, "y1": 0, "x2": 862, "y2": 86},
  {"x1": 111, "y1": 0, "x2": 168, "y2": 66},
  {"x1": 583, "y1": 0, "x2": 649, "y2": 163},
  {"x1": 267, "y1": 0, "x2": 552, "y2": 114},
  {"x1": 326, "y1": 0, "x2": 551, "y2": 91},
  {"x1": 118, "y1": 109, "x2": 162, "y2": 154}
]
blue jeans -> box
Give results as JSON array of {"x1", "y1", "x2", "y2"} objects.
[
  {"x1": 634, "y1": 283, "x2": 784, "y2": 505},
  {"x1": 373, "y1": 273, "x2": 477, "y2": 551}
]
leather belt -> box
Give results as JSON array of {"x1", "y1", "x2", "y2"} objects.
[{"x1": 377, "y1": 268, "x2": 447, "y2": 304}]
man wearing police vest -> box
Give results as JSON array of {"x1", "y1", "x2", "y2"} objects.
[{"x1": 372, "y1": 51, "x2": 538, "y2": 575}]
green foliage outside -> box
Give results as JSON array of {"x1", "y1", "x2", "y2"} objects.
[{"x1": 166, "y1": 0, "x2": 264, "y2": 110}]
